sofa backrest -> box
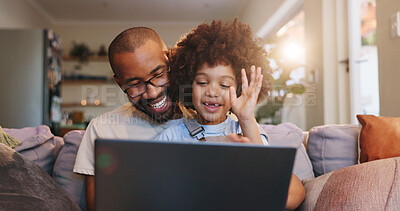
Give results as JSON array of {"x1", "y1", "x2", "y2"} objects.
[
  {"x1": 305, "y1": 124, "x2": 360, "y2": 177},
  {"x1": 261, "y1": 123, "x2": 361, "y2": 178},
  {"x1": 260, "y1": 122, "x2": 315, "y2": 181},
  {"x1": 4, "y1": 123, "x2": 361, "y2": 211},
  {"x1": 4, "y1": 125, "x2": 64, "y2": 175},
  {"x1": 53, "y1": 130, "x2": 86, "y2": 211}
]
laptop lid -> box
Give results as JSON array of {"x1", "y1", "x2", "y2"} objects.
[{"x1": 95, "y1": 139, "x2": 296, "y2": 211}]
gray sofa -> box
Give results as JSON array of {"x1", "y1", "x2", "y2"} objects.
[
  {"x1": 0, "y1": 126, "x2": 83, "y2": 210},
  {"x1": 1, "y1": 123, "x2": 399, "y2": 210}
]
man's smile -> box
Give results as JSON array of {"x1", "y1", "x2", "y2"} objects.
[{"x1": 148, "y1": 95, "x2": 169, "y2": 112}]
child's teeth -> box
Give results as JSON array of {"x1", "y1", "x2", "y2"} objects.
[{"x1": 204, "y1": 103, "x2": 220, "y2": 106}]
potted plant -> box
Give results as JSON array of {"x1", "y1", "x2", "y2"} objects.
[
  {"x1": 256, "y1": 44, "x2": 306, "y2": 124},
  {"x1": 69, "y1": 42, "x2": 93, "y2": 63}
]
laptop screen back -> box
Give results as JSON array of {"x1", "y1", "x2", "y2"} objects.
[{"x1": 95, "y1": 139, "x2": 295, "y2": 211}]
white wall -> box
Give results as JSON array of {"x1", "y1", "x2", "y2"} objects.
[
  {"x1": 53, "y1": 23, "x2": 198, "y2": 119},
  {"x1": 240, "y1": 0, "x2": 303, "y2": 38},
  {"x1": 303, "y1": 0, "x2": 400, "y2": 127},
  {"x1": 304, "y1": 0, "x2": 325, "y2": 129},
  {"x1": 240, "y1": 0, "x2": 286, "y2": 34},
  {"x1": 303, "y1": 0, "x2": 358, "y2": 129},
  {"x1": 322, "y1": 0, "x2": 339, "y2": 124},
  {"x1": 52, "y1": 24, "x2": 197, "y2": 55},
  {"x1": 376, "y1": 0, "x2": 400, "y2": 117},
  {"x1": 0, "y1": 0, "x2": 50, "y2": 28},
  {"x1": 0, "y1": 30, "x2": 45, "y2": 127}
]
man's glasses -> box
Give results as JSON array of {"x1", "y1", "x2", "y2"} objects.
[{"x1": 121, "y1": 68, "x2": 170, "y2": 98}]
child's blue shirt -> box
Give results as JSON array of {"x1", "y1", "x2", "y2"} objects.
[{"x1": 155, "y1": 116, "x2": 269, "y2": 145}]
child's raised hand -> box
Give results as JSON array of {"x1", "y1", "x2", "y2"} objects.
[{"x1": 229, "y1": 65, "x2": 263, "y2": 121}]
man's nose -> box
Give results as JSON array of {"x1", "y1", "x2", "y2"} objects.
[{"x1": 142, "y1": 83, "x2": 161, "y2": 99}]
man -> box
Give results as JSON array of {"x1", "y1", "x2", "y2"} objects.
[{"x1": 73, "y1": 27, "x2": 186, "y2": 211}]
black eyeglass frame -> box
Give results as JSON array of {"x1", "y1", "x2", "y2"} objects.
[{"x1": 121, "y1": 68, "x2": 170, "y2": 98}]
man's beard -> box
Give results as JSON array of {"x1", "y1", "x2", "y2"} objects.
[{"x1": 130, "y1": 92, "x2": 175, "y2": 123}]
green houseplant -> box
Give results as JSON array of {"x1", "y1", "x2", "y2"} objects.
[
  {"x1": 256, "y1": 44, "x2": 305, "y2": 124},
  {"x1": 69, "y1": 42, "x2": 93, "y2": 63}
]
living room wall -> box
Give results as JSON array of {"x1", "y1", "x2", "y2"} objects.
[
  {"x1": 376, "y1": 0, "x2": 400, "y2": 116},
  {"x1": 3, "y1": 0, "x2": 398, "y2": 126},
  {"x1": 52, "y1": 24, "x2": 197, "y2": 56},
  {"x1": 239, "y1": 0, "x2": 286, "y2": 35},
  {"x1": 303, "y1": 0, "x2": 325, "y2": 130},
  {"x1": 52, "y1": 24, "x2": 200, "y2": 119},
  {"x1": 0, "y1": 0, "x2": 50, "y2": 28}
]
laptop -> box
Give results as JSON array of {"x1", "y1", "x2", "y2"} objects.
[{"x1": 95, "y1": 139, "x2": 296, "y2": 211}]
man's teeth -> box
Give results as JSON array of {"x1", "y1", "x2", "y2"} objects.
[
  {"x1": 204, "y1": 103, "x2": 220, "y2": 106},
  {"x1": 150, "y1": 96, "x2": 167, "y2": 109}
]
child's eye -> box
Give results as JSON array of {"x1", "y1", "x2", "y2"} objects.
[{"x1": 220, "y1": 84, "x2": 230, "y2": 89}]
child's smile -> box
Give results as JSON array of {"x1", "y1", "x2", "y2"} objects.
[
  {"x1": 193, "y1": 63, "x2": 237, "y2": 125},
  {"x1": 202, "y1": 102, "x2": 222, "y2": 113}
]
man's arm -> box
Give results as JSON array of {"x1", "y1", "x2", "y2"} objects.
[
  {"x1": 85, "y1": 175, "x2": 95, "y2": 211},
  {"x1": 285, "y1": 174, "x2": 305, "y2": 210}
]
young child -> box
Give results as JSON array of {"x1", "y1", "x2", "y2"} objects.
[
  {"x1": 155, "y1": 18, "x2": 271, "y2": 144},
  {"x1": 156, "y1": 19, "x2": 306, "y2": 209}
]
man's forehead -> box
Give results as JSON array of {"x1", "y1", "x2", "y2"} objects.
[{"x1": 113, "y1": 52, "x2": 167, "y2": 80}]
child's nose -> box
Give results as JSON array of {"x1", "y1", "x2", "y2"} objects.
[{"x1": 205, "y1": 85, "x2": 219, "y2": 97}]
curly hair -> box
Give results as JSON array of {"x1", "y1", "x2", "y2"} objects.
[{"x1": 168, "y1": 18, "x2": 271, "y2": 110}]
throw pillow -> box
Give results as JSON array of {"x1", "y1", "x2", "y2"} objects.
[
  {"x1": 299, "y1": 157, "x2": 400, "y2": 210},
  {"x1": 357, "y1": 115, "x2": 400, "y2": 163},
  {"x1": 306, "y1": 124, "x2": 359, "y2": 177},
  {"x1": 260, "y1": 122, "x2": 314, "y2": 181},
  {"x1": 53, "y1": 130, "x2": 86, "y2": 211},
  {"x1": 3, "y1": 125, "x2": 64, "y2": 175}
]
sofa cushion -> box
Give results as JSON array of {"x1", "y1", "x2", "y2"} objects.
[
  {"x1": 53, "y1": 130, "x2": 86, "y2": 211},
  {"x1": 260, "y1": 122, "x2": 314, "y2": 181},
  {"x1": 3, "y1": 125, "x2": 64, "y2": 175},
  {"x1": 300, "y1": 157, "x2": 400, "y2": 210},
  {"x1": 306, "y1": 124, "x2": 359, "y2": 177},
  {"x1": 0, "y1": 143, "x2": 81, "y2": 210},
  {"x1": 357, "y1": 115, "x2": 400, "y2": 163}
]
